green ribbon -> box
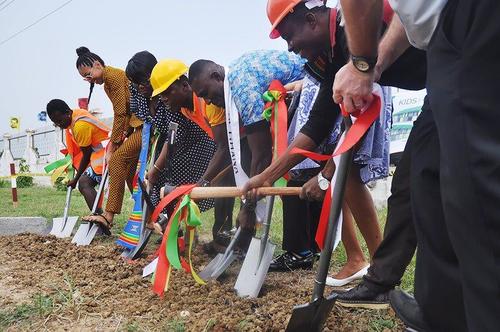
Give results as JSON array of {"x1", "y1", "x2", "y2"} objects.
[
  {"x1": 44, "y1": 155, "x2": 72, "y2": 173},
  {"x1": 166, "y1": 195, "x2": 201, "y2": 270},
  {"x1": 262, "y1": 90, "x2": 281, "y2": 121}
]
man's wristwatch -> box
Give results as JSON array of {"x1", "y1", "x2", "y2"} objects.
[
  {"x1": 317, "y1": 172, "x2": 331, "y2": 191},
  {"x1": 351, "y1": 55, "x2": 378, "y2": 73}
]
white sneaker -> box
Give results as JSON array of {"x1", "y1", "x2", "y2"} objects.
[{"x1": 326, "y1": 265, "x2": 370, "y2": 287}]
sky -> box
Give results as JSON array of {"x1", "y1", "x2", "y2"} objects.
[{"x1": 0, "y1": 0, "x2": 293, "y2": 134}]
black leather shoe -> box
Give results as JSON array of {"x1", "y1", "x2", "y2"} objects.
[
  {"x1": 269, "y1": 251, "x2": 315, "y2": 272},
  {"x1": 336, "y1": 282, "x2": 390, "y2": 309},
  {"x1": 389, "y1": 290, "x2": 429, "y2": 332}
]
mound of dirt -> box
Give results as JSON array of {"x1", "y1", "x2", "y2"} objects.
[{"x1": 0, "y1": 234, "x2": 402, "y2": 331}]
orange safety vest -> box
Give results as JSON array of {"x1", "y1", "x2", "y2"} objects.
[
  {"x1": 181, "y1": 92, "x2": 214, "y2": 139},
  {"x1": 65, "y1": 109, "x2": 110, "y2": 175}
]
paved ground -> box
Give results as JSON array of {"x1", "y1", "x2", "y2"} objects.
[{"x1": 0, "y1": 217, "x2": 49, "y2": 235}]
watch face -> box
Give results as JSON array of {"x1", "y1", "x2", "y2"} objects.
[
  {"x1": 319, "y1": 179, "x2": 329, "y2": 191},
  {"x1": 355, "y1": 60, "x2": 370, "y2": 72}
]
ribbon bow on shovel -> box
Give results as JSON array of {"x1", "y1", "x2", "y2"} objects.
[{"x1": 263, "y1": 80, "x2": 289, "y2": 187}]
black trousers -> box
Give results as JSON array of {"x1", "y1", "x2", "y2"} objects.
[
  {"x1": 415, "y1": 1, "x2": 500, "y2": 330},
  {"x1": 363, "y1": 101, "x2": 431, "y2": 292},
  {"x1": 212, "y1": 169, "x2": 235, "y2": 241},
  {"x1": 282, "y1": 179, "x2": 322, "y2": 253}
]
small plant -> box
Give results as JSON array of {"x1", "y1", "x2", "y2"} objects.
[
  {"x1": 54, "y1": 176, "x2": 67, "y2": 191},
  {"x1": 369, "y1": 316, "x2": 396, "y2": 332},
  {"x1": 16, "y1": 175, "x2": 34, "y2": 188},
  {"x1": 16, "y1": 159, "x2": 34, "y2": 188},
  {"x1": 164, "y1": 319, "x2": 185, "y2": 332},
  {"x1": 0, "y1": 293, "x2": 54, "y2": 329},
  {"x1": 0, "y1": 178, "x2": 8, "y2": 188}
]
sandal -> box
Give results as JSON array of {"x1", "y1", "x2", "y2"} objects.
[{"x1": 82, "y1": 213, "x2": 113, "y2": 236}]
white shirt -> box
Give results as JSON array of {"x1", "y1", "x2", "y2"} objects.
[{"x1": 389, "y1": 0, "x2": 448, "y2": 50}]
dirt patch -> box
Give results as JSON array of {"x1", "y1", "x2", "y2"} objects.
[{"x1": 0, "y1": 234, "x2": 403, "y2": 331}]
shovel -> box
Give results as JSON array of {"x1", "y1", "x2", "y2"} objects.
[
  {"x1": 71, "y1": 167, "x2": 108, "y2": 246},
  {"x1": 199, "y1": 226, "x2": 242, "y2": 281},
  {"x1": 233, "y1": 195, "x2": 276, "y2": 298},
  {"x1": 122, "y1": 122, "x2": 179, "y2": 259},
  {"x1": 50, "y1": 187, "x2": 79, "y2": 238},
  {"x1": 122, "y1": 178, "x2": 168, "y2": 260},
  {"x1": 285, "y1": 117, "x2": 353, "y2": 332}
]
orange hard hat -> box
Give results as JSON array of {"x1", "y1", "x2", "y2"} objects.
[{"x1": 267, "y1": 0, "x2": 302, "y2": 39}]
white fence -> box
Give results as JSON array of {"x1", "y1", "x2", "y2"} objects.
[{"x1": 0, "y1": 118, "x2": 112, "y2": 176}]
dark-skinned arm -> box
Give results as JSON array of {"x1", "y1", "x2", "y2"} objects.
[
  {"x1": 146, "y1": 141, "x2": 168, "y2": 185},
  {"x1": 67, "y1": 146, "x2": 92, "y2": 189},
  {"x1": 198, "y1": 123, "x2": 230, "y2": 184},
  {"x1": 246, "y1": 127, "x2": 273, "y2": 177}
]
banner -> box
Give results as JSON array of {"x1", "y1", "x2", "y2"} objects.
[{"x1": 390, "y1": 89, "x2": 426, "y2": 155}]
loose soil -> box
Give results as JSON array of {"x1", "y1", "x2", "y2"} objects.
[{"x1": 0, "y1": 234, "x2": 403, "y2": 331}]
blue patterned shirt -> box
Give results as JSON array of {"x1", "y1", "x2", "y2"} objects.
[{"x1": 227, "y1": 50, "x2": 306, "y2": 127}]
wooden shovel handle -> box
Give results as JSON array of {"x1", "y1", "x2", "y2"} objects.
[{"x1": 160, "y1": 186, "x2": 301, "y2": 199}]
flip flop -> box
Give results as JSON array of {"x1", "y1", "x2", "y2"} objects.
[{"x1": 82, "y1": 213, "x2": 113, "y2": 236}]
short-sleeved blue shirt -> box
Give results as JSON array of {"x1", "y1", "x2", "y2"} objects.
[{"x1": 227, "y1": 50, "x2": 306, "y2": 127}]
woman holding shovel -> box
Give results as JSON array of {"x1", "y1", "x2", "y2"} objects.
[
  {"x1": 75, "y1": 47, "x2": 143, "y2": 233},
  {"x1": 124, "y1": 52, "x2": 218, "y2": 232}
]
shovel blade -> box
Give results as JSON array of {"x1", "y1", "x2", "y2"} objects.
[
  {"x1": 234, "y1": 237, "x2": 275, "y2": 298},
  {"x1": 57, "y1": 216, "x2": 79, "y2": 238},
  {"x1": 50, "y1": 217, "x2": 64, "y2": 236},
  {"x1": 285, "y1": 294, "x2": 337, "y2": 332},
  {"x1": 123, "y1": 228, "x2": 153, "y2": 260},
  {"x1": 199, "y1": 253, "x2": 224, "y2": 281},
  {"x1": 71, "y1": 223, "x2": 100, "y2": 246},
  {"x1": 210, "y1": 252, "x2": 238, "y2": 280}
]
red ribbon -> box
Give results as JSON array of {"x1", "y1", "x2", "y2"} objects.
[
  {"x1": 332, "y1": 95, "x2": 381, "y2": 157},
  {"x1": 290, "y1": 95, "x2": 382, "y2": 249},
  {"x1": 264, "y1": 80, "x2": 288, "y2": 161},
  {"x1": 150, "y1": 184, "x2": 195, "y2": 224},
  {"x1": 151, "y1": 184, "x2": 197, "y2": 296}
]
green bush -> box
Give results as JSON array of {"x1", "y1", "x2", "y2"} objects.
[
  {"x1": 0, "y1": 178, "x2": 8, "y2": 188},
  {"x1": 54, "y1": 177, "x2": 67, "y2": 191},
  {"x1": 16, "y1": 175, "x2": 34, "y2": 188}
]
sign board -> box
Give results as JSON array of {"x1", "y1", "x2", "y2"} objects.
[{"x1": 390, "y1": 89, "x2": 426, "y2": 155}]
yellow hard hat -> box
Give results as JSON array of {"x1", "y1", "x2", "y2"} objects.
[{"x1": 150, "y1": 59, "x2": 189, "y2": 97}]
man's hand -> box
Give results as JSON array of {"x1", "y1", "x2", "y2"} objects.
[
  {"x1": 236, "y1": 201, "x2": 257, "y2": 230},
  {"x1": 66, "y1": 178, "x2": 78, "y2": 189},
  {"x1": 241, "y1": 173, "x2": 272, "y2": 202},
  {"x1": 300, "y1": 176, "x2": 326, "y2": 201},
  {"x1": 333, "y1": 62, "x2": 375, "y2": 114}
]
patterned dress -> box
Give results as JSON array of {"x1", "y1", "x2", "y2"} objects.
[{"x1": 129, "y1": 85, "x2": 216, "y2": 211}]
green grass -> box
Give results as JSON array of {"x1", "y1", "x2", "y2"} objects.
[
  {"x1": 0, "y1": 186, "x2": 415, "y2": 293},
  {"x1": 0, "y1": 293, "x2": 54, "y2": 329}
]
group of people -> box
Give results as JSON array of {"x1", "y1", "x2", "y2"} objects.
[{"x1": 45, "y1": 0, "x2": 499, "y2": 331}]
